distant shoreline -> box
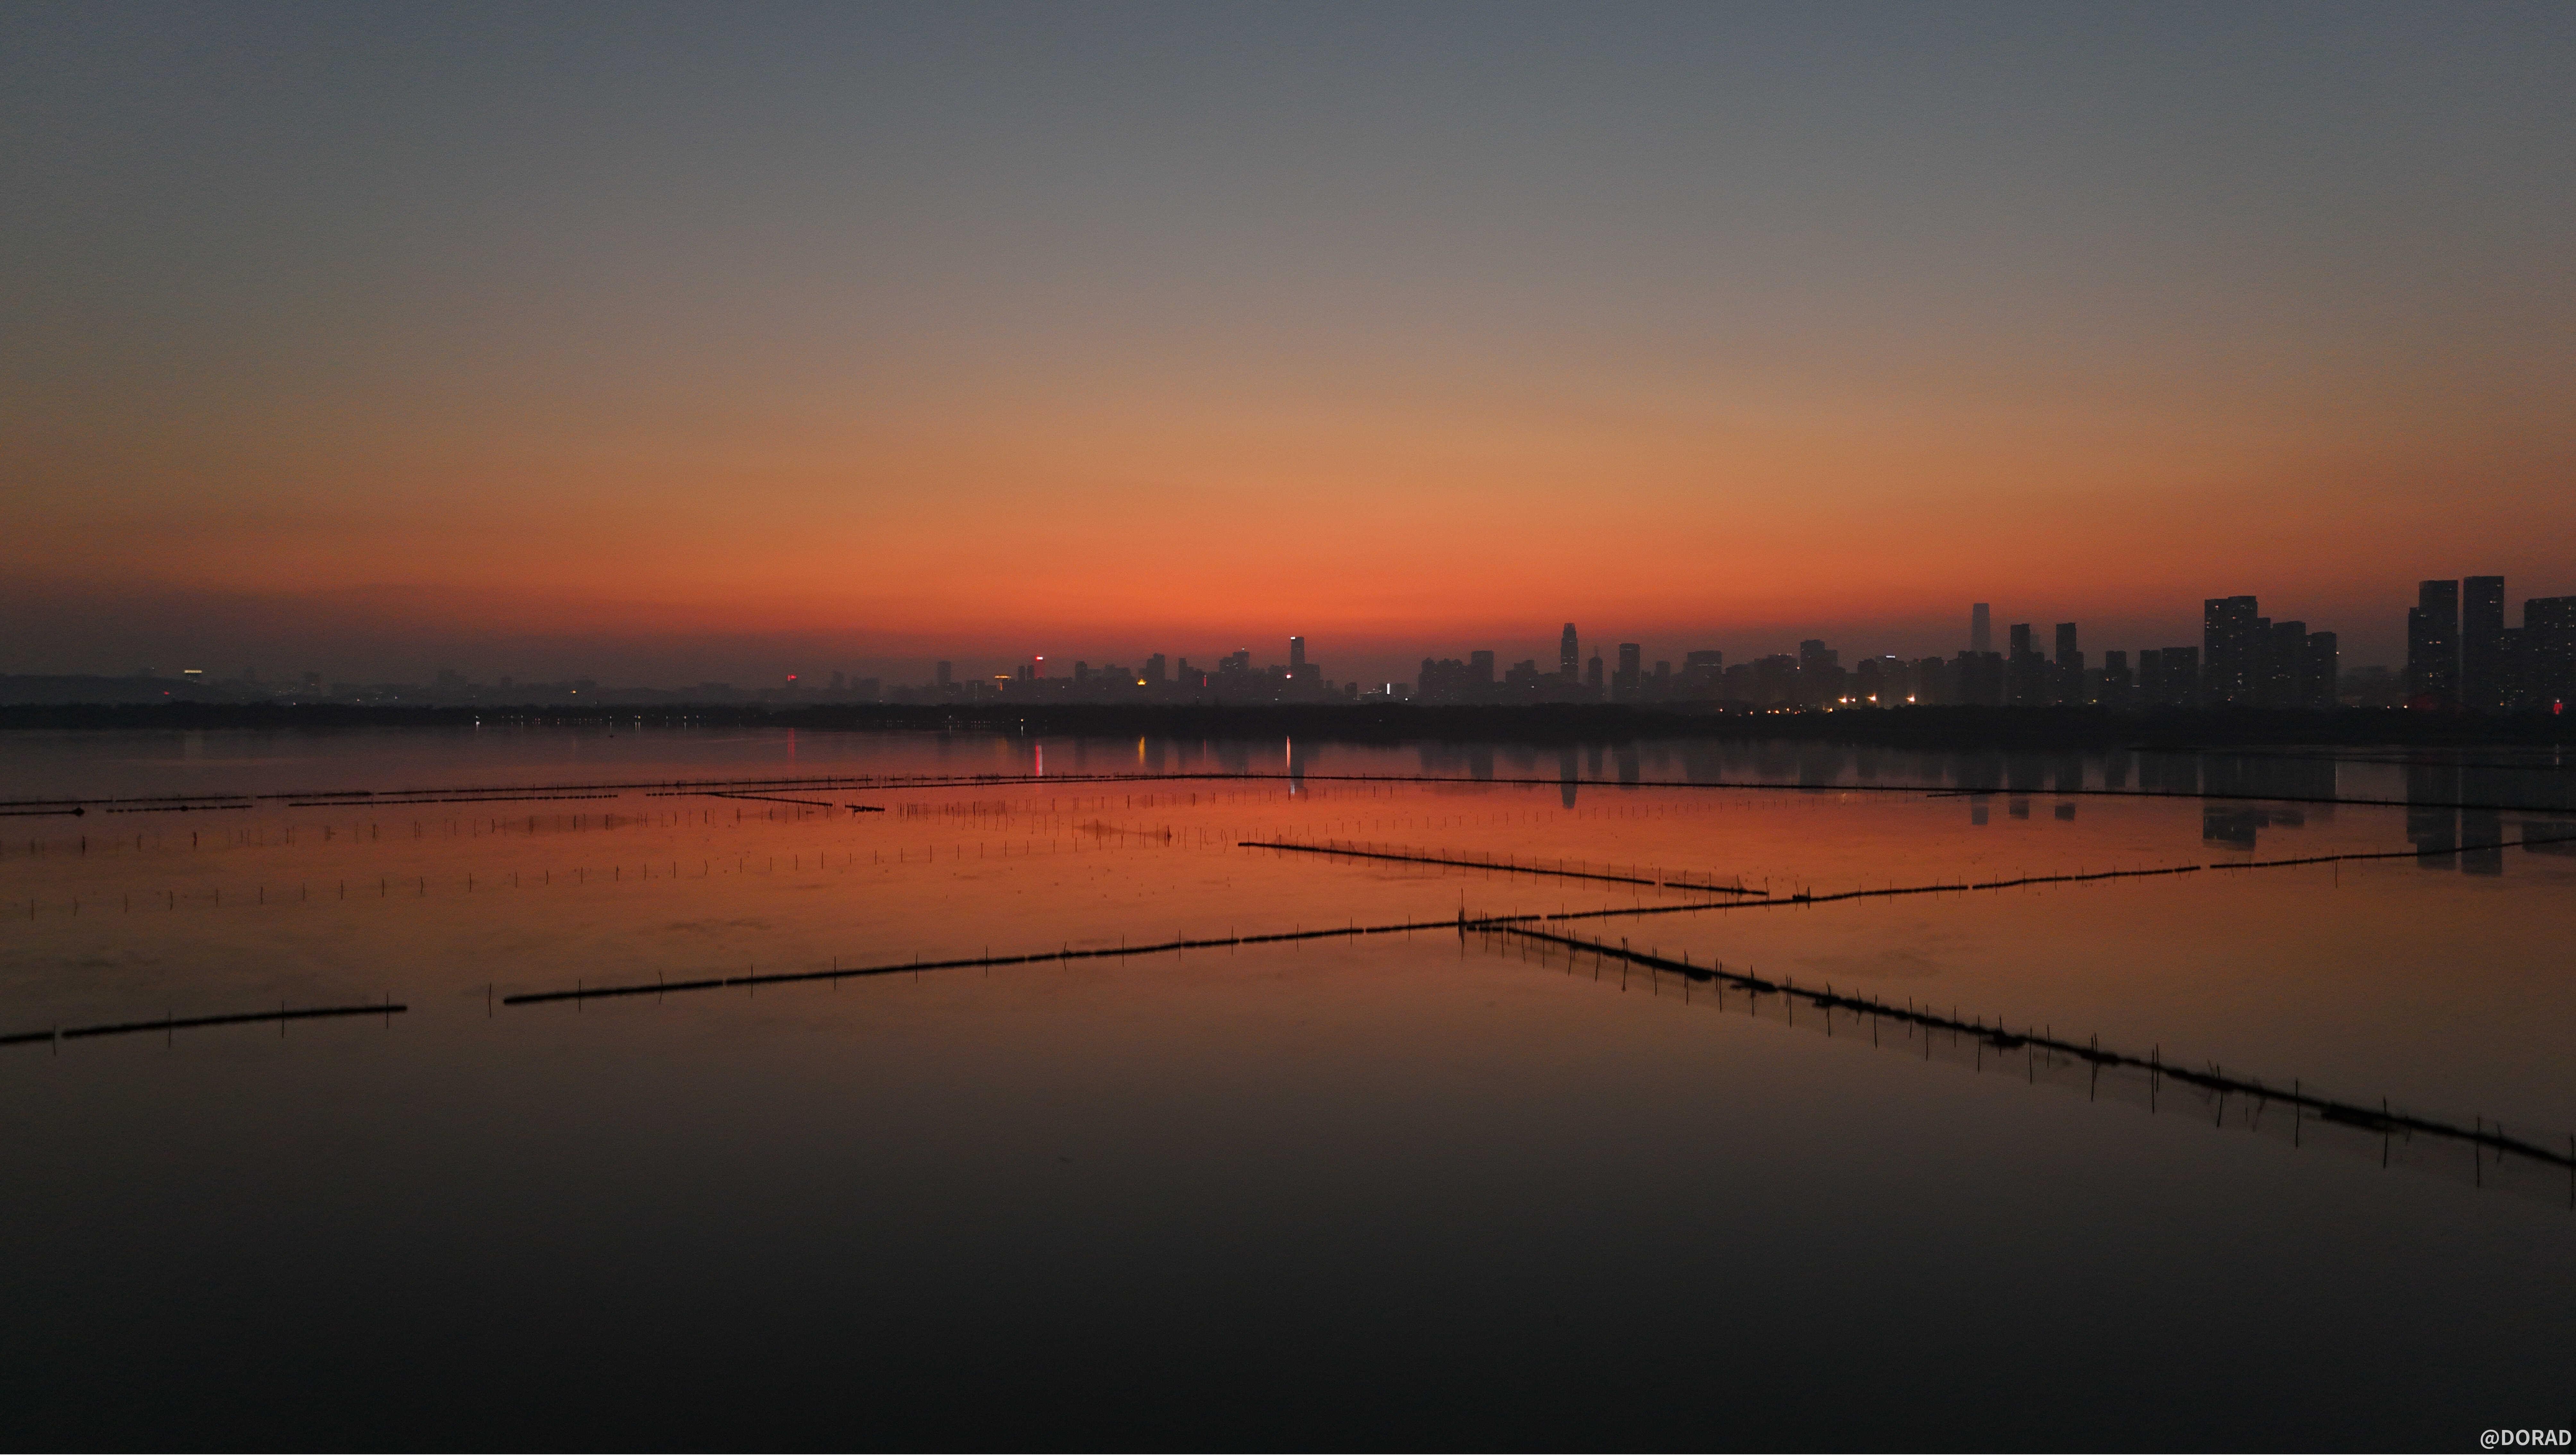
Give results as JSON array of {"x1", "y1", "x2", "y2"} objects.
[{"x1": 0, "y1": 700, "x2": 2566, "y2": 750}]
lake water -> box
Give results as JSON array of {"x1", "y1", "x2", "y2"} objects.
[{"x1": 4, "y1": 727, "x2": 2572, "y2": 1448}]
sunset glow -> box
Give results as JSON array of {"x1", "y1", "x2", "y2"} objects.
[{"x1": 6, "y1": 4, "x2": 2571, "y2": 683}]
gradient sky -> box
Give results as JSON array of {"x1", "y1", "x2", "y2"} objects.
[{"x1": 5, "y1": 1, "x2": 2572, "y2": 685}]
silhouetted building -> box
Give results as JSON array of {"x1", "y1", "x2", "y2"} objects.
[
  {"x1": 2255, "y1": 619, "x2": 2303, "y2": 708},
  {"x1": 2461, "y1": 576, "x2": 2505, "y2": 711},
  {"x1": 1615, "y1": 643, "x2": 1641, "y2": 700},
  {"x1": 2005, "y1": 624, "x2": 2046, "y2": 706},
  {"x1": 2523, "y1": 596, "x2": 2576, "y2": 711},
  {"x1": 935, "y1": 660, "x2": 953, "y2": 690},
  {"x1": 2408, "y1": 579, "x2": 2460, "y2": 707},
  {"x1": 2147, "y1": 645, "x2": 2200, "y2": 707},
  {"x1": 1586, "y1": 652, "x2": 1604, "y2": 694},
  {"x1": 2099, "y1": 649, "x2": 2131, "y2": 708},
  {"x1": 1288, "y1": 636, "x2": 1307, "y2": 674},
  {"x1": 1970, "y1": 603, "x2": 1991, "y2": 654},
  {"x1": 2302, "y1": 632, "x2": 2337, "y2": 710},
  {"x1": 1954, "y1": 651, "x2": 2005, "y2": 707},
  {"x1": 2202, "y1": 596, "x2": 2259, "y2": 705},
  {"x1": 1680, "y1": 649, "x2": 1722, "y2": 697},
  {"x1": 1417, "y1": 651, "x2": 1500, "y2": 702},
  {"x1": 1144, "y1": 653, "x2": 1167, "y2": 685},
  {"x1": 1559, "y1": 624, "x2": 1579, "y2": 679},
  {"x1": 1754, "y1": 654, "x2": 1799, "y2": 706},
  {"x1": 2053, "y1": 622, "x2": 2082, "y2": 705}
]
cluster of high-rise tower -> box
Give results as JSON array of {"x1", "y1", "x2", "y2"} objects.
[
  {"x1": 874, "y1": 578, "x2": 2574, "y2": 712},
  {"x1": 2403, "y1": 578, "x2": 2574, "y2": 712}
]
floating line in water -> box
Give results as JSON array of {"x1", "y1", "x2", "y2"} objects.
[
  {"x1": 283, "y1": 793, "x2": 622, "y2": 808},
  {"x1": 1240, "y1": 839, "x2": 1759, "y2": 892},
  {"x1": 0, "y1": 1001, "x2": 407, "y2": 1047},
  {"x1": 1485, "y1": 924, "x2": 2576, "y2": 1175},
  {"x1": 102, "y1": 803, "x2": 252, "y2": 814},
  {"x1": 1389, "y1": 833, "x2": 2576, "y2": 934},
  {"x1": 502, "y1": 915, "x2": 1491, "y2": 1005}
]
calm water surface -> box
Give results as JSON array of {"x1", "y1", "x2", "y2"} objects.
[{"x1": 3, "y1": 728, "x2": 2572, "y2": 1449}]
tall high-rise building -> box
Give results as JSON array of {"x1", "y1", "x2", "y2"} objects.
[
  {"x1": 2005, "y1": 624, "x2": 2044, "y2": 706},
  {"x1": 2203, "y1": 596, "x2": 2260, "y2": 705},
  {"x1": 934, "y1": 660, "x2": 953, "y2": 689},
  {"x1": 2099, "y1": 649, "x2": 2132, "y2": 708},
  {"x1": 1586, "y1": 652, "x2": 1605, "y2": 694},
  {"x1": 2408, "y1": 579, "x2": 2460, "y2": 706},
  {"x1": 1971, "y1": 603, "x2": 1991, "y2": 655},
  {"x1": 2523, "y1": 597, "x2": 2576, "y2": 710},
  {"x1": 2302, "y1": 631, "x2": 2338, "y2": 710},
  {"x1": 2053, "y1": 623, "x2": 2082, "y2": 705},
  {"x1": 2258, "y1": 620, "x2": 2304, "y2": 708},
  {"x1": 2161, "y1": 646, "x2": 2200, "y2": 706},
  {"x1": 2461, "y1": 576, "x2": 2505, "y2": 711},
  {"x1": 1288, "y1": 636, "x2": 1307, "y2": 673},
  {"x1": 1559, "y1": 624, "x2": 1579, "y2": 678},
  {"x1": 1144, "y1": 653, "x2": 1167, "y2": 685},
  {"x1": 1614, "y1": 643, "x2": 1642, "y2": 699}
]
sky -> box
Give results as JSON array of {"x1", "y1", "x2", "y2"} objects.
[{"x1": 4, "y1": 1, "x2": 2572, "y2": 686}]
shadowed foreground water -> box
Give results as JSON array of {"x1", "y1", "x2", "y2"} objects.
[{"x1": 3, "y1": 728, "x2": 2571, "y2": 1449}]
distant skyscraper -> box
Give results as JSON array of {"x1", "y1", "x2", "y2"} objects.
[
  {"x1": 2258, "y1": 620, "x2": 2304, "y2": 708},
  {"x1": 1288, "y1": 636, "x2": 1307, "y2": 673},
  {"x1": 1586, "y1": 652, "x2": 1604, "y2": 693},
  {"x1": 2202, "y1": 596, "x2": 2259, "y2": 705},
  {"x1": 1144, "y1": 653, "x2": 1167, "y2": 685},
  {"x1": 935, "y1": 660, "x2": 953, "y2": 689},
  {"x1": 2408, "y1": 579, "x2": 2460, "y2": 706},
  {"x1": 2162, "y1": 646, "x2": 2200, "y2": 706},
  {"x1": 1559, "y1": 623, "x2": 1579, "y2": 678},
  {"x1": 2303, "y1": 631, "x2": 2338, "y2": 710},
  {"x1": 2461, "y1": 576, "x2": 2504, "y2": 711},
  {"x1": 2006, "y1": 624, "x2": 2044, "y2": 706},
  {"x1": 2053, "y1": 622, "x2": 2082, "y2": 705},
  {"x1": 2523, "y1": 596, "x2": 2576, "y2": 710},
  {"x1": 1614, "y1": 643, "x2": 1641, "y2": 699},
  {"x1": 1971, "y1": 603, "x2": 1991, "y2": 654}
]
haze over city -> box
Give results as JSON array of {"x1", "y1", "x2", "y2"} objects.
[{"x1": 7, "y1": 3, "x2": 2572, "y2": 687}]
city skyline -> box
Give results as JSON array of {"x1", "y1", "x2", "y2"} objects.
[{"x1": 40, "y1": 572, "x2": 2569, "y2": 716}]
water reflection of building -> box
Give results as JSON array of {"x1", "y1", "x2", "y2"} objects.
[
  {"x1": 2201, "y1": 804, "x2": 2303, "y2": 850},
  {"x1": 2407, "y1": 761, "x2": 2460, "y2": 867},
  {"x1": 2459, "y1": 759, "x2": 2512, "y2": 875}
]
